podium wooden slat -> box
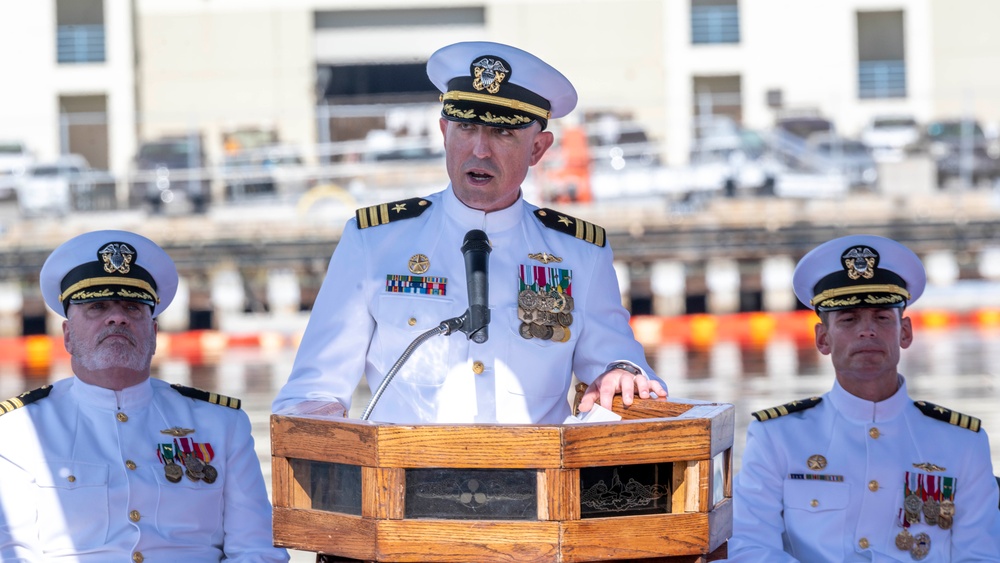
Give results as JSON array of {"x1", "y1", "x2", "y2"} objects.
[
  {"x1": 376, "y1": 425, "x2": 563, "y2": 468},
  {"x1": 562, "y1": 418, "x2": 716, "y2": 467},
  {"x1": 561, "y1": 513, "x2": 710, "y2": 561},
  {"x1": 273, "y1": 508, "x2": 376, "y2": 560},
  {"x1": 376, "y1": 520, "x2": 560, "y2": 562},
  {"x1": 272, "y1": 415, "x2": 378, "y2": 465}
]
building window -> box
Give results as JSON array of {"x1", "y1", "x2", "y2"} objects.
[
  {"x1": 691, "y1": 0, "x2": 740, "y2": 45},
  {"x1": 57, "y1": 0, "x2": 105, "y2": 64},
  {"x1": 857, "y1": 11, "x2": 906, "y2": 99}
]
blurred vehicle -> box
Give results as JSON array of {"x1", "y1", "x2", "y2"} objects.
[
  {"x1": 688, "y1": 123, "x2": 782, "y2": 197},
  {"x1": 807, "y1": 133, "x2": 879, "y2": 189},
  {"x1": 360, "y1": 130, "x2": 444, "y2": 162},
  {"x1": 221, "y1": 145, "x2": 311, "y2": 201},
  {"x1": 130, "y1": 135, "x2": 210, "y2": 213},
  {"x1": 221, "y1": 151, "x2": 276, "y2": 200},
  {"x1": 263, "y1": 146, "x2": 311, "y2": 195},
  {"x1": 17, "y1": 154, "x2": 114, "y2": 217},
  {"x1": 587, "y1": 121, "x2": 660, "y2": 171},
  {"x1": 0, "y1": 141, "x2": 34, "y2": 200},
  {"x1": 859, "y1": 115, "x2": 920, "y2": 162},
  {"x1": 921, "y1": 119, "x2": 1000, "y2": 187},
  {"x1": 774, "y1": 115, "x2": 833, "y2": 140}
]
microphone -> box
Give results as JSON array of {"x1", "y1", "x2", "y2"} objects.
[{"x1": 460, "y1": 229, "x2": 491, "y2": 343}]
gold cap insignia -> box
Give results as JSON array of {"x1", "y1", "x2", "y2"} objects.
[
  {"x1": 843, "y1": 246, "x2": 877, "y2": 280},
  {"x1": 100, "y1": 242, "x2": 134, "y2": 274},
  {"x1": 472, "y1": 56, "x2": 510, "y2": 94}
]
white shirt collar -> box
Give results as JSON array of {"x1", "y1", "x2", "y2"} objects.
[
  {"x1": 70, "y1": 376, "x2": 153, "y2": 411},
  {"x1": 828, "y1": 375, "x2": 908, "y2": 423},
  {"x1": 441, "y1": 184, "x2": 525, "y2": 233}
]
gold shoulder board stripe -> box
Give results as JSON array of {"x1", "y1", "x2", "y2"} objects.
[
  {"x1": 752, "y1": 396, "x2": 822, "y2": 422},
  {"x1": 914, "y1": 401, "x2": 981, "y2": 432},
  {"x1": 534, "y1": 208, "x2": 606, "y2": 247},
  {"x1": 0, "y1": 385, "x2": 52, "y2": 417},
  {"x1": 356, "y1": 197, "x2": 432, "y2": 229},
  {"x1": 170, "y1": 384, "x2": 242, "y2": 409}
]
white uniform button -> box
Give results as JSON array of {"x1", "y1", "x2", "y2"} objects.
[
  {"x1": 869, "y1": 427, "x2": 880, "y2": 439},
  {"x1": 129, "y1": 510, "x2": 141, "y2": 522},
  {"x1": 858, "y1": 537, "x2": 870, "y2": 549},
  {"x1": 132, "y1": 552, "x2": 144, "y2": 563},
  {"x1": 126, "y1": 460, "x2": 137, "y2": 470},
  {"x1": 868, "y1": 480, "x2": 879, "y2": 492},
  {"x1": 472, "y1": 361, "x2": 485, "y2": 375},
  {"x1": 116, "y1": 412, "x2": 128, "y2": 422}
]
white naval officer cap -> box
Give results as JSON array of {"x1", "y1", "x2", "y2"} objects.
[
  {"x1": 40, "y1": 230, "x2": 178, "y2": 318},
  {"x1": 793, "y1": 234, "x2": 926, "y2": 312},
  {"x1": 427, "y1": 41, "x2": 578, "y2": 131}
]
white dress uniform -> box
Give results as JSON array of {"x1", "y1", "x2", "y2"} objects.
[
  {"x1": 730, "y1": 234, "x2": 1000, "y2": 562},
  {"x1": 0, "y1": 377, "x2": 288, "y2": 562},
  {"x1": 728, "y1": 378, "x2": 1000, "y2": 562},
  {"x1": 272, "y1": 186, "x2": 660, "y2": 423}
]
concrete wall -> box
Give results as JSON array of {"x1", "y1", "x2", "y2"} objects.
[
  {"x1": 929, "y1": 0, "x2": 1000, "y2": 126},
  {"x1": 135, "y1": 2, "x2": 315, "y2": 166}
]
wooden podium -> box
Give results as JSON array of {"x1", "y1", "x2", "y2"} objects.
[{"x1": 271, "y1": 397, "x2": 733, "y2": 562}]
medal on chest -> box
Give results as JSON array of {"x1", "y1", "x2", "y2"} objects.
[
  {"x1": 157, "y1": 431, "x2": 218, "y2": 484},
  {"x1": 903, "y1": 471, "x2": 923, "y2": 524},
  {"x1": 518, "y1": 263, "x2": 573, "y2": 342}
]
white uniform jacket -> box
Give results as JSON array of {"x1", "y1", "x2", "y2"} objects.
[
  {"x1": 729, "y1": 377, "x2": 1000, "y2": 562},
  {"x1": 273, "y1": 186, "x2": 660, "y2": 423},
  {"x1": 0, "y1": 377, "x2": 288, "y2": 562}
]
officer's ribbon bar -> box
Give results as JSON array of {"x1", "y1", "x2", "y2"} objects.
[{"x1": 385, "y1": 275, "x2": 447, "y2": 295}]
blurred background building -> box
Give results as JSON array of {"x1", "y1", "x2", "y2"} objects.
[
  {"x1": 4, "y1": 0, "x2": 1000, "y2": 198},
  {"x1": 2, "y1": 0, "x2": 1000, "y2": 332}
]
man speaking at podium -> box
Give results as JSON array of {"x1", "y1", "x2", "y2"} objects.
[{"x1": 273, "y1": 41, "x2": 664, "y2": 423}]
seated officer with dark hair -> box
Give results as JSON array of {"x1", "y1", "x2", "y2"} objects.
[
  {"x1": 729, "y1": 234, "x2": 1000, "y2": 562},
  {"x1": 0, "y1": 230, "x2": 287, "y2": 562},
  {"x1": 273, "y1": 41, "x2": 664, "y2": 423}
]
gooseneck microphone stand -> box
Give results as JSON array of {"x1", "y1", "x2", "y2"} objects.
[{"x1": 360, "y1": 315, "x2": 466, "y2": 421}]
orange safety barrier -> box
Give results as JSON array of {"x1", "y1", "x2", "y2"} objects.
[
  {"x1": 632, "y1": 310, "x2": 821, "y2": 348},
  {"x1": 3, "y1": 308, "x2": 1000, "y2": 370},
  {"x1": 630, "y1": 308, "x2": 1000, "y2": 347}
]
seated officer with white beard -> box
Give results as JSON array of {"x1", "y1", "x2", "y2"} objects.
[{"x1": 0, "y1": 230, "x2": 287, "y2": 562}]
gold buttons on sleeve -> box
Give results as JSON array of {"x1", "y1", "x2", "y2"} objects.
[
  {"x1": 858, "y1": 538, "x2": 870, "y2": 549},
  {"x1": 869, "y1": 427, "x2": 880, "y2": 439},
  {"x1": 868, "y1": 480, "x2": 879, "y2": 492},
  {"x1": 810, "y1": 499, "x2": 819, "y2": 508},
  {"x1": 116, "y1": 412, "x2": 129, "y2": 422},
  {"x1": 472, "y1": 361, "x2": 485, "y2": 375},
  {"x1": 126, "y1": 460, "x2": 137, "y2": 470},
  {"x1": 129, "y1": 510, "x2": 141, "y2": 522}
]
